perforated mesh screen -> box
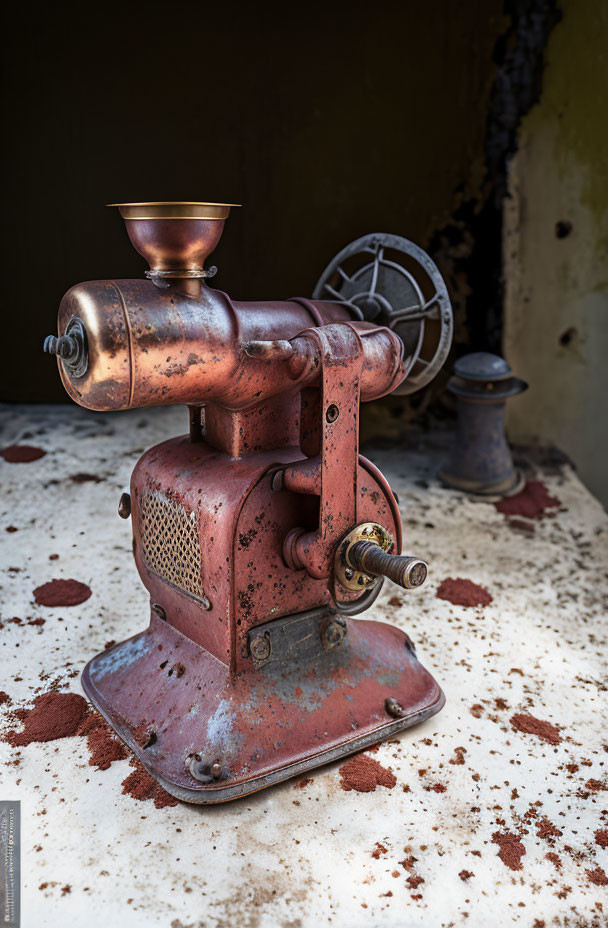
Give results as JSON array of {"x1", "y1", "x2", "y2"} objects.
[{"x1": 139, "y1": 490, "x2": 203, "y2": 599}]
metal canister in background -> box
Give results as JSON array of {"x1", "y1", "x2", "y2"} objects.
[{"x1": 439, "y1": 352, "x2": 528, "y2": 496}]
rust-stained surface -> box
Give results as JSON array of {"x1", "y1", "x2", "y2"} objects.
[{"x1": 1, "y1": 405, "x2": 607, "y2": 926}]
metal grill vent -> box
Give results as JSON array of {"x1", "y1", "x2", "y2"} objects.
[{"x1": 139, "y1": 490, "x2": 203, "y2": 600}]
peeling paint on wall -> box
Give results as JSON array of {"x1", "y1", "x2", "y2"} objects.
[{"x1": 504, "y1": 0, "x2": 608, "y2": 506}]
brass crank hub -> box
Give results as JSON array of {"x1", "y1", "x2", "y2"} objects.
[{"x1": 334, "y1": 522, "x2": 393, "y2": 592}]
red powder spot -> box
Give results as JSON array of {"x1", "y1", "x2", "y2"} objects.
[
  {"x1": 585, "y1": 779, "x2": 607, "y2": 792},
  {"x1": 5, "y1": 526, "x2": 18, "y2": 533},
  {"x1": 294, "y1": 777, "x2": 313, "y2": 789},
  {"x1": 77, "y1": 711, "x2": 127, "y2": 770},
  {"x1": 459, "y1": 870, "x2": 474, "y2": 881},
  {"x1": 87, "y1": 726, "x2": 127, "y2": 770},
  {"x1": 27, "y1": 618, "x2": 45, "y2": 627},
  {"x1": 387, "y1": 597, "x2": 403, "y2": 607},
  {"x1": 449, "y1": 747, "x2": 466, "y2": 765},
  {"x1": 537, "y1": 819, "x2": 563, "y2": 841},
  {"x1": 495, "y1": 698, "x2": 509, "y2": 710},
  {"x1": 380, "y1": 891, "x2": 393, "y2": 897},
  {"x1": 121, "y1": 761, "x2": 178, "y2": 809},
  {"x1": 76, "y1": 712, "x2": 103, "y2": 736},
  {"x1": 406, "y1": 874, "x2": 424, "y2": 890},
  {"x1": 546, "y1": 852, "x2": 561, "y2": 869},
  {"x1": 0, "y1": 692, "x2": 10, "y2": 705},
  {"x1": 565, "y1": 763, "x2": 579, "y2": 773},
  {"x1": 495, "y1": 481, "x2": 560, "y2": 519},
  {"x1": 372, "y1": 843, "x2": 388, "y2": 859},
  {"x1": 1, "y1": 445, "x2": 47, "y2": 463},
  {"x1": 61, "y1": 885, "x2": 71, "y2": 895},
  {"x1": 510, "y1": 713, "x2": 561, "y2": 745},
  {"x1": 69, "y1": 473, "x2": 103, "y2": 483},
  {"x1": 399, "y1": 856, "x2": 416, "y2": 871},
  {"x1": 587, "y1": 866, "x2": 608, "y2": 886},
  {"x1": 427, "y1": 783, "x2": 447, "y2": 793},
  {"x1": 34, "y1": 579, "x2": 92, "y2": 607},
  {"x1": 436, "y1": 578, "x2": 492, "y2": 607},
  {"x1": 595, "y1": 829, "x2": 608, "y2": 848},
  {"x1": 470, "y1": 704, "x2": 484, "y2": 718},
  {"x1": 492, "y1": 831, "x2": 526, "y2": 871},
  {"x1": 3, "y1": 692, "x2": 88, "y2": 746},
  {"x1": 339, "y1": 753, "x2": 396, "y2": 793}
]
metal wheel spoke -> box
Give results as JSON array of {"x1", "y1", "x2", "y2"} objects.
[
  {"x1": 323, "y1": 282, "x2": 348, "y2": 301},
  {"x1": 313, "y1": 232, "x2": 453, "y2": 396},
  {"x1": 368, "y1": 246, "x2": 384, "y2": 298},
  {"x1": 390, "y1": 293, "x2": 440, "y2": 325}
]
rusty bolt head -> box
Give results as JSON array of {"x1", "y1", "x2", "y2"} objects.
[
  {"x1": 385, "y1": 697, "x2": 405, "y2": 718},
  {"x1": 326, "y1": 403, "x2": 340, "y2": 423},
  {"x1": 188, "y1": 755, "x2": 228, "y2": 784},
  {"x1": 118, "y1": 492, "x2": 131, "y2": 519},
  {"x1": 321, "y1": 618, "x2": 346, "y2": 650},
  {"x1": 189, "y1": 755, "x2": 212, "y2": 783},
  {"x1": 249, "y1": 631, "x2": 271, "y2": 663}
]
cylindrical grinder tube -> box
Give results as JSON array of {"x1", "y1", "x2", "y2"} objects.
[{"x1": 56, "y1": 280, "x2": 402, "y2": 411}]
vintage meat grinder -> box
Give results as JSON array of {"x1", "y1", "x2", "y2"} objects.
[{"x1": 43, "y1": 202, "x2": 453, "y2": 802}]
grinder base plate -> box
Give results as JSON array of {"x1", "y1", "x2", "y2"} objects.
[{"x1": 82, "y1": 610, "x2": 444, "y2": 804}]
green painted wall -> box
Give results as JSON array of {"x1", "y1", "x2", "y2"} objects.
[{"x1": 504, "y1": 0, "x2": 608, "y2": 505}]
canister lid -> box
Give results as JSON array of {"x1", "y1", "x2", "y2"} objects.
[
  {"x1": 453, "y1": 352, "x2": 512, "y2": 381},
  {"x1": 448, "y1": 352, "x2": 528, "y2": 399}
]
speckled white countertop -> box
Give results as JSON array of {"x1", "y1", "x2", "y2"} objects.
[{"x1": 0, "y1": 404, "x2": 607, "y2": 928}]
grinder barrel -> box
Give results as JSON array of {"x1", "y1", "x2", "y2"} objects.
[{"x1": 50, "y1": 281, "x2": 403, "y2": 411}]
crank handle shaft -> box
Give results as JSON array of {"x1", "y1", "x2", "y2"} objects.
[{"x1": 347, "y1": 541, "x2": 427, "y2": 590}]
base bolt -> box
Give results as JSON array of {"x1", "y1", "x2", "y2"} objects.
[
  {"x1": 321, "y1": 618, "x2": 347, "y2": 650},
  {"x1": 189, "y1": 755, "x2": 228, "y2": 784},
  {"x1": 250, "y1": 631, "x2": 271, "y2": 663},
  {"x1": 385, "y1": 697, "x2": 405, "y2": 718}
]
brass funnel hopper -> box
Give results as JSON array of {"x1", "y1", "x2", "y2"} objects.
[{"x1": 109, "y1": 201, "x2": 240, "y2": 294}]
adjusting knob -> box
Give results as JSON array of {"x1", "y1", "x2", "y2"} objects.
[{"x1": 43, "y1": 317, "x2": 88, "y2": 378}]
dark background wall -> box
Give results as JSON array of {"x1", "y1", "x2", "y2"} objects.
[{"x1": 2, "y1": 0, "x2": 506, "y2": 404}]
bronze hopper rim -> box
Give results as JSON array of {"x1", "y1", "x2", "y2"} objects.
[{"x1": 108, "y1": 201, "x2": 241, "y2": 220}]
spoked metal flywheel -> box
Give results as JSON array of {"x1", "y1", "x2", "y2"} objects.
[{"x1": 314, "y1": 233, "x2": 453, "y2": 395}]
